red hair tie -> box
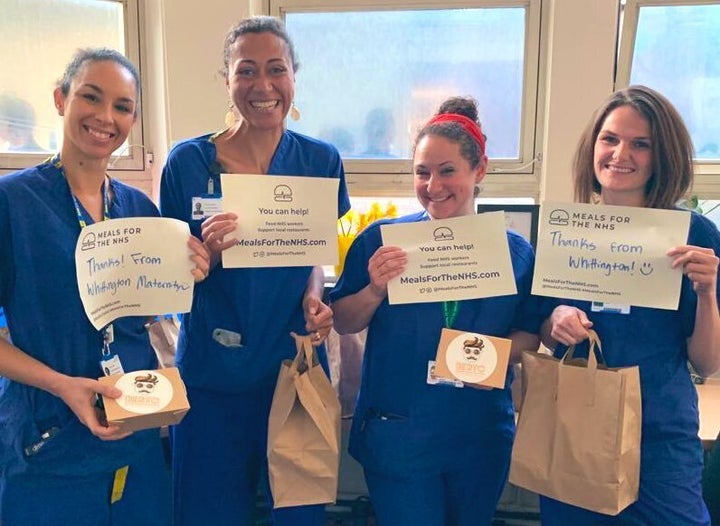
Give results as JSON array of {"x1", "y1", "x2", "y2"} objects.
[{"x1": 426, "y1": 113, "x2": 486, "y2": 155}]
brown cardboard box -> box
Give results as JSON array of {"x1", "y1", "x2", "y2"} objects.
[
  {"x1": 433, "y1": 328, "x2": 511, "y2": 389},
  {"x1": 98, "y1": 367, "x2": 190, "y2": 432}
]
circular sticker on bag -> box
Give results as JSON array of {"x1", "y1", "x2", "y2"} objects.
[
  {"x1": 115, "y1": 370, "x2": 174, "y2": 414},
  {"x1": 445, "y1": 333, "x2": 497, "y2": 384}
]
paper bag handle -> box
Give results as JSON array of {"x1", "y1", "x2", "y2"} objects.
[
  {"x1": 559, "y1": 329, "x2": 603, "y2": 406},
  {"x1": 289, "y1": 332, "x2": 339, "y2": 451},
  {"x1": 289, "y1": 331, "x2": 319, "y2": 374},
  {"x1": 561, "y1": 329, "x2": 604, "y2": 370}
]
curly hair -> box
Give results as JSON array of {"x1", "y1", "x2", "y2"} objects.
[{"x1": 413, "y1": 96, "x2": 487, "y2": 170}]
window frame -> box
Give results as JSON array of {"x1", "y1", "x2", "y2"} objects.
[
  {"x1": 269, "y1": 0, "x2": 544, "y2": 199},
  {"x1": 617, "y1": 0, "x2": 720, "y2": 197},
  {"x1": 0, "y1": 0, "x2": 146, "y2": 172}
]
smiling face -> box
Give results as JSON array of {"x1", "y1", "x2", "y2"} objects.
[
  {"x1": 226, "y1": 31, "x2": 295, "y2": 132},
  {"x1": 53, "y1": 60, "x2": 137, "y2": 163},
  {"x1": 593, "y1": 105, "x2": 653, "y2": 207},
  {"x1": 413, "y1": 134, "x2": 485, "y2": 219}
]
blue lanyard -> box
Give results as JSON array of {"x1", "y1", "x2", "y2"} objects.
[
  {"x1": 51, "y1": 156, "x2": 110, "y2": 227},
  {"x1": 50, "y1": 156, "x2": 113, "y2": 354}
]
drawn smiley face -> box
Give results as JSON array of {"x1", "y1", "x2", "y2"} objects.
[{"x1": 639, "y1": 262, "x2": 654, "y2": 276}]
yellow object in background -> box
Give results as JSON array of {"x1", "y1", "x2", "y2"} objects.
[{"x1": 335, "y1": 202, "x2": 398, "y2": 277}]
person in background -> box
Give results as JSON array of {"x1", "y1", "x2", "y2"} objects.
[
  {"x1": 359, "y1": 107, "x2": 395, "y2": 157},
  {"x1": 0, "y1": 93, "x2": 45, "y2": 152},
  {"x1": 0, "y1": 48, "x2": 209, "y2": 526},
  {"x1": 319, "y1": 126, "x2": 355, "y2": 157},
  {"x1": 539, "y1": 85, "x2": 720, "y2": 525},
  {"x1": 160, "y1": 16, "x2": 350, "y2": 526},
  {"x1": 329, "y1": 96, "x2": 540, "y2": 526}
]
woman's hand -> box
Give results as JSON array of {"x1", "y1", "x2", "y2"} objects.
[
  {"x1": 188, "y1": 236, "x2": 211, "y2": 282},
  {"x1": 667, "y1": 244, "x2": 719, "y2": 297},
  {"x1": 53, "y1": 376, "x2": 132, "y2": 441},
  {"x1": 547, "y1": 305, "x2": 593, "y2": 346},
  {"x1": 367, "y1": 246, "x2": 408, "y2": 299},
  {"x1": 303, "y1": 295, "x2": 333, "y2": 346},
  {"x1": 200, "y1": 212, "x2": 238, "y2": 269}
]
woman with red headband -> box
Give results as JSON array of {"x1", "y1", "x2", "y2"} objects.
[{"x1": 330, "y1": 96, "x2": 541, "y2": 525}]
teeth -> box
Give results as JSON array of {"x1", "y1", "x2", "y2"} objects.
[
  {"x1": 87, "y1": 128, "x2": 112, "y2": 140},
  {"x1": 607, "y1": 165, "x2": 632, "y2": 173},
  {"x1": 251, "y1": 101, "x2": 277, "y2": 110}
]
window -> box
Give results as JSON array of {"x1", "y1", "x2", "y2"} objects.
[
  {"x1": 271, "y1": 0, "x2": 543, "y2": 199},
  {"x1": 618, "y1": 0, "x2": 720, "y2": 195},
  {"x1": 0, "y1": 0, "x2": 144, "y2": 171}
]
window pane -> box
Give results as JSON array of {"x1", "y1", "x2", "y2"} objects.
[
  {"x1": 0, "y1": 0, "x2": 125, "y2": 154},
  {"x1": 285, "y1": 8, "x2": 526, "y2": 161},
  {"x1": 630, "y1": 4, "x2": 720, "y2": 160}
]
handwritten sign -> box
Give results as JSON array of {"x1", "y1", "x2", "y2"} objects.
[
  {"x1": 75, "y1": 217, "x2": 194, "y2": 330},
  {"x1": 381, "y1": 212, "x2": 517, "y2": 304},
  {"x1": 532, "y1": 202, "x2": 690, "y2": 309},
  {"x1": 220, "y1": 174, "x2": 339, "y2": 268}
]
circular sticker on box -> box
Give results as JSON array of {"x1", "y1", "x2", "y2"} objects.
[
  {"x1": 115, "y1": 370, "x2": 174, "y2": 415},
  {"x1": 445, "y1": 333, "x2": 497, "y2": 384}
]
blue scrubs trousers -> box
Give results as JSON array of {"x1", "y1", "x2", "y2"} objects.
[
  {"x1": 363, "y1": 439, "x2": 511, "y2": 526},
  {"x1": 172, "y1": 386, "x2": 325, "y2": 526},
  {"x1": 0, "y1": 436, "x2": 170, "y2": 526}
]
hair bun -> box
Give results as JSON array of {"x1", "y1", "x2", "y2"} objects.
[{"x1": 437, "y1": 96, "x2": 479, "y2": 124}]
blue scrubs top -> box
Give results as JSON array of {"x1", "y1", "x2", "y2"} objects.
[
  {"x1": 544, "y1": 212, "x2": 720, "y2": 479},
  {"x1": 160, "y1": 131, "x2": 350, "y2": 393},
  {"x1": 329, "y1": 211, "x2": 542, "y2": 478},
  {"x1": 0, "y1": 162, "x2": 161, "y2": 478}
]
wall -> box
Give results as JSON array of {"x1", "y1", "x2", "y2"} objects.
[{"x1": 539, "y1": 0, "x2": 618, "y2": 203}]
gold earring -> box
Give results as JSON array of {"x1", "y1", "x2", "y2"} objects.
[
  {"x1": 224, "y1": 101, "x2": 237, "y2": 128},
  {"x1": 290, "y1": 102, "x2": 301, "y2": 122}
]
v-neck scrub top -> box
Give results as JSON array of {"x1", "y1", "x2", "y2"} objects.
[
  {"x1": 160, "y1": 130, "x2": 350, "y2": 393},
  {"x1": 0, "y1": 162, "x2": 161, "y2": 478},
  {"x1": 329, "y1": 211, "x2": 542, "y2": 478}
]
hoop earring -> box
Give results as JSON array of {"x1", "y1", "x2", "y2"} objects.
[
  {"x1": 224, "y1": 101, "x2": 238, "y2": 128},
  {"x1": 474, "y1": 184, "x2": 482, "y2": 198},
  {"x1": 290, "y1": 102, "x2": 301, "y2": 122}
]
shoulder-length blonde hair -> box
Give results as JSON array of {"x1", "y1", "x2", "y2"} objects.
[{"x1": 573, "y1": 85, "x2": 694, "y2": 209}]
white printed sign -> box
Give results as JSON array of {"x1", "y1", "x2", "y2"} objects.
[
  {"x1": 381, "y1": 212, "x2": 517, "y2": 304},
  {"x1": 220, "y1": 174, "x2": 339, "y2": 268}
]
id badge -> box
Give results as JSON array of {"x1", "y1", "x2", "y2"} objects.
[
  {"x1": 100, "y1": 354, "x2": 125, "y2": 376},
  {"x1": 426, "y1": 360, "x2": 464, "y2": 388},
  {"x1": 591, "y1": 301, "x2": 631, "y2": 314},
  {"x1": 191, "y1": 195, "x2": 223, "y2": 221}
]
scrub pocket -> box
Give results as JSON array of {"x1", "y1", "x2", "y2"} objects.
[{"x1": 351, "y1": 410, "x2": 430, "y2": 479}]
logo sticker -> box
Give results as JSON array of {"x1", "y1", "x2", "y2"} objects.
[{"x1": 115, "y1": 370, "x2": 173, "y2": 414}]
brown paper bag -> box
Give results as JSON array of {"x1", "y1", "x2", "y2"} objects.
[
  {"x1": 267, "y1": 333, "x2": 341, "y2": 508},
  {"x1": 509, "y1": 330, "x2": 641, "y2": 515},
  {"x1": 146, "y1": 315, "x2": 180, "y2": 368}
]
